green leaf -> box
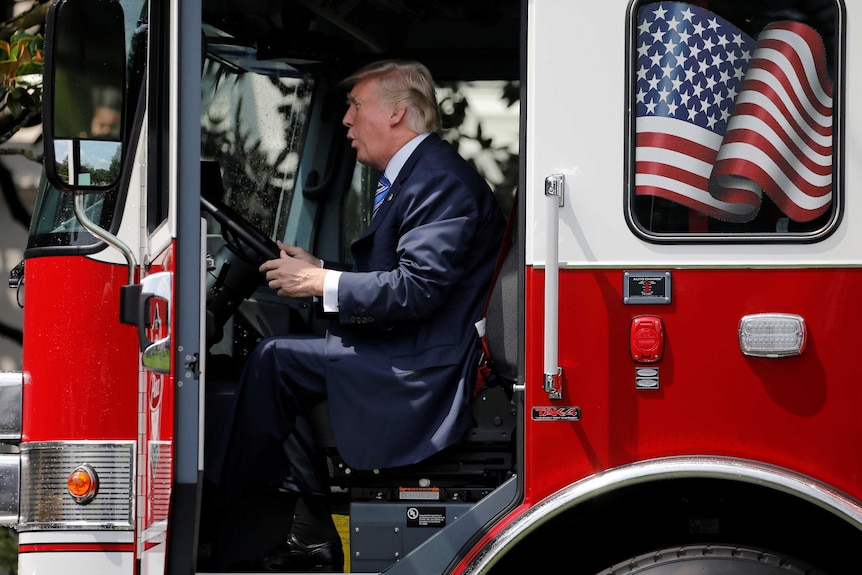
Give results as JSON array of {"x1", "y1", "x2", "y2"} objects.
[
  {"x1": 10, "y1": 29, "x2": 30, "y2": 43},
  {"x1": 15, "y1": 90, "x2": 36, "y2": 109},
  {"x1": 16, "y1": 62, "x2": 42, "y2": 76},
  {"x1": 0, "y1": 527, "x2": 17, "y2": 574},
  {"x1": 8, "y1": 97, "x2": 22, "y2": 118},
  {"x1": 29, "y1": 38, "x2": 43, "y2": 58}
]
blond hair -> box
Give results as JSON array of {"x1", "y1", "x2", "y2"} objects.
[{"x1": 341, "y1": 60, "x2": 441, "y2": 133}]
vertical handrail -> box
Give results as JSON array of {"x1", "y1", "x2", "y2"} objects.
[{"x1": 543, "y1": 175, "x2": 564, "y2": 400}]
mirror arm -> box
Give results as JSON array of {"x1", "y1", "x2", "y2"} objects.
[{"x1": 73, "y1": 190, "x2": 137, "y2": 285}]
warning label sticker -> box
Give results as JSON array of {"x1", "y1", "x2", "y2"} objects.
[
  {"x1": 406, "y1": 506, "x2": 446, "y2": 528},
  {"x1": 399, "y1": 487, "x2": 441, "y2": 501}
]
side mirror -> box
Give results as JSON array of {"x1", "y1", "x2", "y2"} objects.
[
  {"x1": 43, "y1": 0, "x2": 126, "y2": 192},
  {"x1": 138, "y1": 272, "x2": 172, "y2": 375}
]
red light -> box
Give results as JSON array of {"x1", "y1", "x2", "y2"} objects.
[{"x1": 630, "y1": 315, "x2": 665, "y2": 363}]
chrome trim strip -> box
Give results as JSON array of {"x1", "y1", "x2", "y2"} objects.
[
  {"x1": 464, "y1": 456, "x2": 862, "y2": 574},
  {"x1": 19, "y1": 530, "x2": 134, "y2": 544},
  {"x1": 0, "y1": 452, "x2": 20, "y2": 527},
  {"x1": 0, "y1": 372, "x2": 22, "y2": 441},
  {"x1": 19, "y1": 441, "x2": 135, "y2": 531}
]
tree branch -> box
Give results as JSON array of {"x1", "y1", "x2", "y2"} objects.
[
  {"x1": 0, "y1": 1, "x2": 50, "y2": 42},
  {"x1": 0, "y1": 146, "x2": 41, "y2": 163}
]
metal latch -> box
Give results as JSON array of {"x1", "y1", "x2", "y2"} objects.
[{"x1": 545, "y1": 174, "x2": 565, "y2": 206}]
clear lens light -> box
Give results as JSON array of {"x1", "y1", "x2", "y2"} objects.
[{"x1": 738, "y1": 313, "x2": 806, "y2": 358}]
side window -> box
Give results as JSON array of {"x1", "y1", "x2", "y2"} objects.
[
  {"x1": 629, "y1": 1, "x2": 839, "y2": 239},
  {"x1": 341, "y1": 163, "x2": 378, "y2": 262}
]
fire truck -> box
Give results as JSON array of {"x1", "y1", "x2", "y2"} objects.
[{"x1": 0, "y1": 0, "x2": 859, "y2": 573}]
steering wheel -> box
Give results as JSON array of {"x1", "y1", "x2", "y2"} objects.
[
  {"x1": 200, "y1": 195, "x2": 315, "y2": 347},
  {"x1": 200, "y1": 196, "x2": 280, "y2": 265}
]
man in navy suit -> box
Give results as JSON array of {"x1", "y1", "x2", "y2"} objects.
[{"x1": 212, "y1": 60, "x2": 506, "y2": 571}]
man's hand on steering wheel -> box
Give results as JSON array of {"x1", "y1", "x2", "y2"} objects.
[
  {"x1": 259, "y1": 242, "x2": 327, "y2": 299},
  {"x1": 276, "y1": 241, "x2": 322, "y2": 268}
]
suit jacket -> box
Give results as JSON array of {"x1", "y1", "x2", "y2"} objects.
[{"x1": 324, "y1": 134, "x2": 506, "y2": 469}]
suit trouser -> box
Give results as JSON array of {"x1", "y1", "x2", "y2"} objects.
[{"x1": 208, "y1": 334, "x2": 332, "y2": 498}]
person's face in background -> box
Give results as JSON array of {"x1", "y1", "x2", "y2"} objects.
[{"x1": 90, "y1": 105, "x2": 121, "y2": 139}]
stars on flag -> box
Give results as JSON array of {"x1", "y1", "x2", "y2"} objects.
[{"x1": 636, "y1": 3, "x2": 754, "y2": 137}]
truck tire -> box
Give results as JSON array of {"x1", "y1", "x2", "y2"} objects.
[{"x1": 596, "y1": 544, "x2": 828, "y2": 574}]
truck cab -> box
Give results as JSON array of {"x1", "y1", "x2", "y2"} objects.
[{"x1": 1, "y1": 0, "x2": 861, "y2": 574}]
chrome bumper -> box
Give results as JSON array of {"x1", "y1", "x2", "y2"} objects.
[{"x1": 0, "y1": 372, "x2": 21, "y2": 527}]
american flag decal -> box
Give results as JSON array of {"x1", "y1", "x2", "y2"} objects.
[{"x1": 635, "y1": 2, "x2": 833, "y2": 223}]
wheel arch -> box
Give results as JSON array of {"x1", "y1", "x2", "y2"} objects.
[{"x1": 466, "y1": 456, "x2": 862, "y2": 574}]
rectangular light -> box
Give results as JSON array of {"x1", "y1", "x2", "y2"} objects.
[{"x1": 738, "y1": 313, "x2": 806, "y2": 358}]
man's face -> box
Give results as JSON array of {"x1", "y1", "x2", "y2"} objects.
[{"x1": 342, "y1": 78, "x2": 391, "y2": 171}]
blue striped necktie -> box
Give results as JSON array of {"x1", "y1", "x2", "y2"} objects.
[{"x1": 373, "y1": 174, "x2": 391, "y2": 219}]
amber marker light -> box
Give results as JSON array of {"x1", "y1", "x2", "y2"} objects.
[{"x1": 67, "y1": 464, "x2": 99, "y2": 505}]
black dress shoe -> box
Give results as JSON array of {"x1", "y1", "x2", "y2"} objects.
[{"x1": 259, "y1": 533, "x2": 344, "y2": 573}]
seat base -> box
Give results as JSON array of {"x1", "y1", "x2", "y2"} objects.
[{"x1": 317, "y1": 385, "x2": 516, "y2": 503}]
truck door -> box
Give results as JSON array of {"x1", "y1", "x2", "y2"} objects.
[{"x1": 136, "y1": 2, "x2": 205, "y2": 573}]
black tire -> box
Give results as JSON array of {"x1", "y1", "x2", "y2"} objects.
[{"x1": 597, "y1": 544, "x2": 828, "y2": 574}]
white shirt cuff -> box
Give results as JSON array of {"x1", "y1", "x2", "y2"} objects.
[{"x1": 322, "y1": 270, "x2": 342, "y2": 312}]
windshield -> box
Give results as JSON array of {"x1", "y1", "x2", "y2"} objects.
[{"x1": 200, "y1": 39, "x2": 314, "y2": 240}]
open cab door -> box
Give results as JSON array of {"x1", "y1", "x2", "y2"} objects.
[{"x1": 43, "y1": 1, "x2": 205, "y2": 573}]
